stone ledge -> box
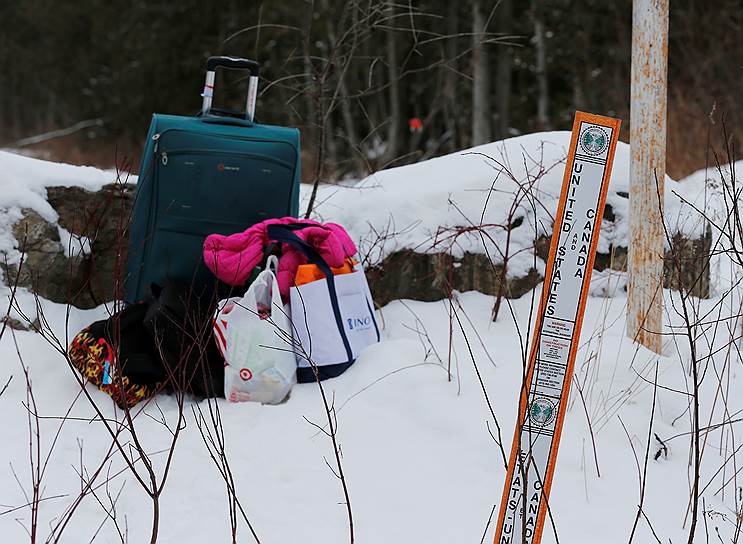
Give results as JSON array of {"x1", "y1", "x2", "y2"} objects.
[
  {"x1": 0, "y1": 184, "x2": 711, "y2": 308},
  {"x1": 1, "y1": 183, "x2": 135, "y2": 309}
]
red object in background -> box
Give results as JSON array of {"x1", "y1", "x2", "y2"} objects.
[{"x1": 409, "y1": 117, "x2": 422, "y2": 132}]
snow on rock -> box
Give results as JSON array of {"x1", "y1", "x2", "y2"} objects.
[
  {"x1": 0, "y1": 134, "x2": 715, "y2": 282},
  {"x1": 0, "y1": 151, "x2": 120, "y2": 216},
  {"x1": 308, "y1": 132, "x2": 711, "y2": 278},
  {"x1": 679, "y1": 159, "x2": 743, "y2": 188},
  {"x1": 0, "y1": 151, "x2": 129, "y2": 257},
  {"x1": 56, "y1": 223, "x2": 93, "y2": 258},
  {"x1": 676, "y1": 159, "x2": 743, "y2": 224}
]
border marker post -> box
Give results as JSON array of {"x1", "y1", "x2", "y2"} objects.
[{"x1": 492, "y1": 111, "x2": 621, "y2": 544}]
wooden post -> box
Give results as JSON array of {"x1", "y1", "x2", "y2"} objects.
[{"x1": 627, "y1": 0, "x2": 668, "y2": 354}]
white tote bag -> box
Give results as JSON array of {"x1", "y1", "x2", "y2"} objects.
[
  {"x1": 213, "y1": 256, "x2": 296, "y2": 403},
  {"x1": 267, "y1": 225, "x2": 379, "y2": 382}
]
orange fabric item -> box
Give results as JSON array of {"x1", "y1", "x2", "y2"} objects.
[{"x1": 294, "y1": 258, "x2": 357, "y2": 287}]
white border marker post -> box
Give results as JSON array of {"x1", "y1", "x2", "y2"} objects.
[{"x1": 492, "y1": 112, "x2": 621, "y2": 544}]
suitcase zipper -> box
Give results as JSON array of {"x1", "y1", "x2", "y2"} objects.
[
  {"x1": 157, "y1": 148, "x2": 291, "y2": 169},
  {"x1": 151, "y1": 134, "x2": 169, "y2": 165},
  {"x1": 152, "y1": 127, "x2": 297, "y2": 170},
  {"x1": 154, "y1": 127, "x2": 298, "y2": 159}
]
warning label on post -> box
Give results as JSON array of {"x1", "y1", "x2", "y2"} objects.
[{"x1": 492, "y1": 112, "x2": 621, "y2": 544}]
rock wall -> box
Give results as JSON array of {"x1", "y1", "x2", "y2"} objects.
[
  {"x1": 1, "y1": 183, "x2": 134, "y2": 308},
  {"x1": 365, "y1": 250, "x2": 543, "y2": 308},
  {"x1": 1, "y1": 185, "x2": 711, "y2": 309}
]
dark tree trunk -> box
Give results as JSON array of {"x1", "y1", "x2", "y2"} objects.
[
  {"x1": 494, "y1": 0, "x2": 512, "y2": 141},
  {"x1": 533, "y1": 0, "x2": 551, "y2": 130},
  {"x1": 382, "y1": 0, "x2": 401, "y2": 167},
  {"x1": 471, "y1": 0, "x2": 492, "y2": 146},
  {"x1": 443, "y1": 1, "x2": 459, "y2": 152}
]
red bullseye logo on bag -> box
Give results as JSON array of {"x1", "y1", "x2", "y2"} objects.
[{"x1": 239, "y1": 368, "x2": 252, "y2": 381}]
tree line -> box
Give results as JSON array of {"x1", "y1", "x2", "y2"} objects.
[{"x1": 0, "y1": 0, "x2": 740, "y2": 179}]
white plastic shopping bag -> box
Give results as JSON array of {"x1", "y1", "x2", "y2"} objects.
[{"x1": 213, "y1": 256, "x2": 296, "y2": 403}]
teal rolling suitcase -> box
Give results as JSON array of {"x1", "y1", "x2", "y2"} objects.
[{"x1": 125, "y1": 57, "x2": 300, "y2": 304}]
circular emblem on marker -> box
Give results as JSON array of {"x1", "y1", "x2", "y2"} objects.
[
  {"x1": 239, "y1": 368, "x2": 253, "y2": 381},
  {"x1": 529, "y1": 397, "x2": 556, "y2": 426},
  {"x1": 217, "y1": 162, "x2": 225, "y2": 172},
  {"x1": 579, "y1": 126, "x2": 608, "y2": 156}
]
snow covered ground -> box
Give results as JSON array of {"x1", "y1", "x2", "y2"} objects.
[{"x1": 1, "y1": 140, "x2": 741, "y2": 543}]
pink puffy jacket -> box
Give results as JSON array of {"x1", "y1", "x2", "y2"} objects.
[{"x1": 203, "y1": 218, "x2": 357, "y2": 301}]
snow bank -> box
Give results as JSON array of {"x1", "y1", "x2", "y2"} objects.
[
  {"x1": 309, "y1": 132, "x2": 712, "y2": 277},
  {"x1": 0, "y1": 141, "x2": 740, "y2": 543},
  {"x1": 0, "y1": 134, "x2": 717, "y2": 280},
  {"x1": 0, "y1": 151, "x2": 120, "y2": 220},
  {"x1": 676, "y1": 159, "x2": 743, "y2": 224},
  {"x1": 680, "y1": 159, "x2": 743, "y2": 187}
]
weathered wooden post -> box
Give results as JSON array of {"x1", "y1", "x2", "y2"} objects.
[{"x1": 627, "y1": 0, "x2": 669, "y2": 354}]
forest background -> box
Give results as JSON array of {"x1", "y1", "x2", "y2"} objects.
[{"x1": 0, "y1": 0, "x2": 738, "y2": 180}]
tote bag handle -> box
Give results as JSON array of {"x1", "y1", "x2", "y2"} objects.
[{"x1": 266, "y1": 225, "x2": 354, "y2": 364}]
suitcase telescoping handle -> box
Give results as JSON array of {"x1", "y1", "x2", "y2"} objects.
[{"x1": 201, "y1": 56, "x2": 261, "y2": 122}]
